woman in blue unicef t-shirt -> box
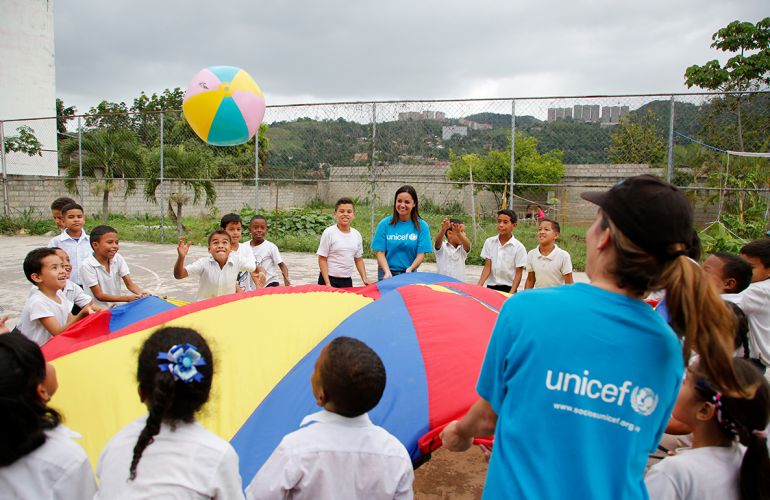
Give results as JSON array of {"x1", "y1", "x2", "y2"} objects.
[
  {"x1": 371, "y1": 185, "x2": 432, "y2": 281},
  {"x1": 440, "y1": 176, "x2": 746, "y2": 499}
]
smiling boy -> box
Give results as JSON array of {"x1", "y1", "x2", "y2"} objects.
[{"x1": 317, "y1": 198, "x2": 372, "y2": 288}]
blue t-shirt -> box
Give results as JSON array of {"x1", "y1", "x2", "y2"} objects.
[
  {"x1": 371, "y1": 217, "x2": 432, "y2": 272},
  {"x1": 477, "y1": 283, "x2": 683, "y2": 499}
]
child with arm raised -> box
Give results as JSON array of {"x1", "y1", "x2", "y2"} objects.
[{"x1": 434, "y1": 217, "x2": 470, "y2": 281}]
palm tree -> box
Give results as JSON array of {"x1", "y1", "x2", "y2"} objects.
[
  {"x1": 144, "y1": 144, "x2": 217, "y2": 236},
  {"x1": 61, "y1": 128, "x2": 145, "y2": 222}
]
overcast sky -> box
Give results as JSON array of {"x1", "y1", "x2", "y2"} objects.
[{"x1": 55, "y1": 0, "x2": 767, "y2": 114}]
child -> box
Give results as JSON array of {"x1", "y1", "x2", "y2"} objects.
[
  {"x1": 645, "y1": 359, "x2": 770, "y2": 500},
  {"x1": 317, "y1": 198, "x2": 372, "y2": 288},
  {"x1": 702, "y1": 251, "x2": 753, "y2": 297},
  {"x1": 0, "y1": 332, "x2": 96, "y2": 498},
  {"x1": 220, "y1": 213, "x2": 261, "y2": 291},
  {"x1": 79, "y1": 225, "x2": 149, "y2": 308},
  {"x1": 248, "y1": 215, "x2": 290, "y2": 288},
  {"x1": 735, "y1": 238, "x2": 770, "y2": 373},
  {"x1": 174, "y1": 229, "x2": 257, "y2": 301},
  {"x1": 16, "y1": 248, "x2": 92, "y2": 346},
  {"x1": 245, "y1": 337, "x2": 414, "y2": 499},
  {"x1": 477, "y1": 209, "x2": 527, "y2": 293},
  {"x1": 433, "y1": 217, "x2": 471, "y2": 282},
  {"x1": 524, "y1": 218, "x2": 574, "y2": 289},
  {"x1": 47, "y1": 202, "x2": 91, "y2": 286},
  {"x1": 50, "y1": 196, "x2": 76, "y2": 231},
  {"x1": 95, "y1": 327, "x2": 244, "y2": 498},
  {"x1": 51, "y1": 247, "x2": 101, "y2": 315}
]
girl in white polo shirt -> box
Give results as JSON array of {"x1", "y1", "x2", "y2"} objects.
[
  {"x1": 95, "y1": 327, "x2": 244, "y2": 499},
  {"x1": 0, "y1": 333, "x2": 96, "y2": 498}
]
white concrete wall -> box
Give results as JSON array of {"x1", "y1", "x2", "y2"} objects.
[{"x1": 0, "y1": 0, "x2": 58, "y2": 175}]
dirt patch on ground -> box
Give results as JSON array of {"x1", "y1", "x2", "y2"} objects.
[{"x1": 413, "y1": 447, "x2": 488, "y2": 499}]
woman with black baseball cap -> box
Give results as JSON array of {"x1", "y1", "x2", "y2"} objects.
[{"x1": 442, "y1": 175, "x2": 742, "y2": 499}]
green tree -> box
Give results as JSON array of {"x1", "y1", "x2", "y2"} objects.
[
  {"x1": 3, "y1": 126, "x2": 42, "y2": 156},
  {"x1": 61, "y1": 128, "x2": 145, "y2": 221},
  {"x1": 447, "y1": 132, "x2": 564, "y2": 208},
  {"x1": 685, "y1": 18, "x2": 770, "y2": 150},
  {"x1": 608, "y1": 111, "x2": 666, "y2": 165},
  {"x1": 56, "y1": 98, "x2": 77, "y2": 135},
  {"x1": 144, "y1": 144, "x2": 216, "y2": 236}
]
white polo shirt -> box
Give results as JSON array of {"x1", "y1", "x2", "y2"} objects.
[
  {"x1": 480, "y1": 234, "x2": 527, "y2": 287},
  {"x1": 245, "y1": 410, "x2": 413, "y2": 500},
  {"x1": 79, "y1": 253, "x2": 131, "y2": 307},
  {"x1": 0, "y1": 424, "x2": 96, "y2": 499},
  {"x1": 233, "y1": 243, "x2": 257, "y2": 290},
  {"x1": 249, "y1": 240, "x2": 284, "y2": 287},
  {"x1": 28, "y1": 279, "x2": 92, "y2": 310},
  {"x1": 17, "y1": 289, "x2": 73, "y2": 346},
  {"x1": 96, "y1": 416, "x2": 244, "y2": 500},
  {"x1": 435, "y1": 241, "x2": 468, "y2": 281},
  {"x1": 316, "y1": 225, "x2": 364, "y2": 278},
  {"x1": 48, "y1": 229, "x2": 91, "y2": 285},
  {"x1": 733, "y1": 278, "x2": 770, "y2": 365},
  {"x1": 526, "y1": 244, "x2": 573, "y2": 288},
  {"x1": 186, "y1": 253, "x2": 256, "y2": 301}
]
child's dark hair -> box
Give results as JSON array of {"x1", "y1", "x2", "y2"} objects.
[
  {"x1": 60, "y1": 202, "x2": 83, "y2": 216},
  {"x1": 692, "y1": 359, "x2": 770, "y2": 500},
  {"x1": 208, "y1": 229, "x2": 231, "y2": 245},
  {"x1": 540, "y1": 218, "x2": 560, "y2": 234},
  {"x1": 727, "y1": 301, "x2": 750, "y2": 358},
  {"x1": 50, "y1": 197, "x2": 76, "y2": 211},
  {"x1": 319, "y1": 337, "x2": 386, "y2": 418},
  {"x1": 741, "y1": 238, "x2": 770, "y2": 269},
  {"x1": 220, "y1": 213, "x2": 242, "y2": 229},
  {"x1": 248, "y1": 215, "x2": 267, "y2": 225},
  {"x1": 713, "y1": 252, "x2": 753, "y2": 293},
  {"x1": 389, "y1": 185, "x2": 421, "y2": 230},
  {"x1": 0, "y1": 333, "x2": 61, "y2": 466},
  {"x1": 90, "y1": 225, "x2": 118, "y2": 246},
  {"x1": 23, "y1": 247, "x2": 59, "y2": 284},
  {"x1": 335, "y1": 197, "x2": 355, "y2": 209},
  {"x1": 130, "y1": 327, "x2": 214, "y2": 480},
  {"x1": 497, "y1": 209, "x2": 518, "y2": 224}
]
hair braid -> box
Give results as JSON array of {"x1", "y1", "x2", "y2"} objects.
[{"x1": 129, "y1": 372, "x2": 175, "y2": 480}]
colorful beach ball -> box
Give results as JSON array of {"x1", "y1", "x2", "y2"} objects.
[{"x1": 182, "y1": 66, "x2": 266, "y2": 146}]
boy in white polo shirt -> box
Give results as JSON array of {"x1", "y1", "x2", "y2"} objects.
[
  {"x1": 524, "y1": 218, "x2": 574, "y2": 289},
  {"x1": 80, "y1": 226, "x2": 150, "y2": 308},
  {"x1": 434, "y1": 217, "x2": 470, "y2": 281},
  {"x1": 47, "y1": 202, "x2": 91, "y2": 286},
  {"x1": 317, "y1": 198, "x2": 372, "y2": 288},
  {"x1": 478, "y1": 209, "x2": 527, "y2": 293},
  {"x1": 174, "y1": 229, "x2": 257, "y2": 301}
]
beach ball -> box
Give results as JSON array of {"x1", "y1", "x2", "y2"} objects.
[{"x1": 182, "y1": 66, "x2": 266, "y2": 146}]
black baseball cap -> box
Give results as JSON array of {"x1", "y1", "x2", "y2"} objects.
[{"x1": 581, "y1": 175, "x2": 695, "y2": 260}]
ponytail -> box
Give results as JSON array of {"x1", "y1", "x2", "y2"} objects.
[
  {"x1": 129, "y1": 327, "x2": 214, "y2": 480},
  {"x1": 129, "y1": 372, "x2": 175, "y2": 480},
  {"x1": 661, "y1": 256, "x2": 745, "y2": 397}
]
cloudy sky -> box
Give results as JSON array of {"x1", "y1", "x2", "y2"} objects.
[{"x1": 55, "y1": 0, "x2": 767, "y2": 114}]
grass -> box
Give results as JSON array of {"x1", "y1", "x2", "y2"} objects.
[{"x1": 0, "y1": 206, "x2": 590, "y2": 271}]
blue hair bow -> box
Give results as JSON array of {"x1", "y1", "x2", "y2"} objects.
[{"x1": 157, "y1": 343, "x2": 206, "y2": 383}]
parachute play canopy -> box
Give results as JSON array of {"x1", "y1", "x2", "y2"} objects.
[{"x1": 43, "y1": 274, "x2": 506, "y2": 487}]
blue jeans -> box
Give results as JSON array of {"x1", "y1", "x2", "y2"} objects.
[{"x1": 377, "y1": 267, "x2": 406, "y2": 281}]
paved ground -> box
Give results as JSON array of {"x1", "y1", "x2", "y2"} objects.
[{"x1": 0, "y1": 234, "x2": 588, "y2": 321}]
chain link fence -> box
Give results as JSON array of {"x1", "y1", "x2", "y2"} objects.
[{"x1": 1, "y1": 92, "x2": 768, "y2": 245}]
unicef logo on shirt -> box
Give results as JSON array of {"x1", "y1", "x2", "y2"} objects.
[
  {"x1": 630, "y1": 386, "x2": 658, "y2": 416},
  {"x1": 408, "y1": 233, "x2": 418, "y2": 241}
]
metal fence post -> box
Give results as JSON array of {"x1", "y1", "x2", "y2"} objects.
[
  {"x1": 370, "y1": 102, "x2": 377, "y2": 245},
  {"x1": 77, "y1": 116, "x2": 84, "y2": 210},
  {"x1": 509, "y1": 99, "x2": 516, "y2": 210},
  {"x1": 469, "y1": 158, "x2": 477, "y2": 244},
  {"x1": 159, "y1": 112, "x2": 165, "y2": 243},
  {"x1": 0, "y1": 121, "x2": 8, "y2": 216},
  {"x1": 667, "y1": 95, "x2": 675, "y2": 183},
  {"x1": 255, "y1": 126, "x2": 260, "y2": 212}
]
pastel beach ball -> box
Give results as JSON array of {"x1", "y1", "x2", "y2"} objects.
[{"x1": 182, "y1": 66, "x2": 266, "y2": 146}]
